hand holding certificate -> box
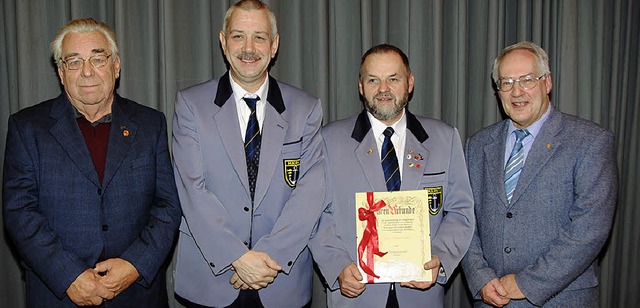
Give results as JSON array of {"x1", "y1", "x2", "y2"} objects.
[{"x1": 355, "y1": 190, "x2": 432, "y2": 283}]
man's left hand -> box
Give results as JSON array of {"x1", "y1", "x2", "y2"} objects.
[
  {"x1": 95, "y1": 258, "x2": 140, "y2": 297},
  {"x1": 499, "y1": 274, "x2": 525, "y2": 299},
  {"x1": 400, "y1": 255, "x2": 440, "y2": 290}
]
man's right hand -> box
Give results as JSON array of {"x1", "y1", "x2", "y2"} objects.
[
  {"x1": 338, "y1": 262, "x2": 365, "y2": 298},
  {"x1": 66, "y1": 269, "x2": 115, "y2": 306},
  {"x1": 479, "y1": 278, "x2": 510, "y2": 307},
  {"x1": 231, "y1": 251, "x2": 281, "y2": 290}
]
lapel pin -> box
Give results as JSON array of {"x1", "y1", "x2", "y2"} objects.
[
  {"x1": 409, "y1": 163, "x2": 415, "y2": 168},
  {"x1": 409, "y1": 149, "x2": 415, "y2": 154},
  {"x1": 367, "y1": 148, "x2": 373, "y2": 154},
  {"x1": 120, "y1": 125, "x2": 129, "y2": 137},
  {"x1": 546, "y1": 143, "x2": 551, "y2": 149},
  {"x1": 407, "y1": 154, "x2": 412, "y2": 160},
  {"x1": 416, "y1": 163, "x2": 421, "y2": 169}
]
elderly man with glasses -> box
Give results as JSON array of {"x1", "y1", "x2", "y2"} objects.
[
  {"x1": 3, "y1": 18, "x2": 181, "y2": 306},
  {"x1": 461, "y1": 41, "x2": 618, "y2": 307}
]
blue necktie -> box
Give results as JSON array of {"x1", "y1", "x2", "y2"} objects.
[
  {"x1": 381, "y1": 127, "x2": 401, "y2": 191},
  {"x1": 244, "y1": 96, "x2": 261, "y2": 201},
  {"x1": 504, "y1": 129, "x2": 529, "y2": 203}
]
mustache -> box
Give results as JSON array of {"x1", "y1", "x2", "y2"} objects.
[
  {"x1": 238, "y1": 52, "x2": 261, "y2": 61},
  {"x1": 374, "y1": 92, "x2": 395, "y2": 100}
]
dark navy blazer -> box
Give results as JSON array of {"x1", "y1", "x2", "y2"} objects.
[{"x1": 3, "y1": 94, "x2": 181, "y2": 307}]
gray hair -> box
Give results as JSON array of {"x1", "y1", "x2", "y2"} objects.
[
  {"x1": 222, "y1": 0, "x2": 278, "y2": 37},
  {"x1": 50, "y1": 18, "x2": 119, "y2": 67},
  {"x1": 492, "y1": 41, "x2": 550, "y2": 82}
]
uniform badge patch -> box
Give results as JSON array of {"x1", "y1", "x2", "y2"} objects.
[
  {"x1": 283, "y1": 159, "x2": 301, "y2": 188},
  {"x1": 424, "y1": 186, "x2": 443, "y2": 215}
]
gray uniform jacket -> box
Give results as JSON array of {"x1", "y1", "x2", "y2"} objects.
[{"x1": 310, "y1": 110, "x2": 474, "y2": 308}]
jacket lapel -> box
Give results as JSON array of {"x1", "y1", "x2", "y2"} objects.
[
  {"x1": 401, "y1": 111, "x2": 430, "y2": 190},
  {"x1": 214, "y1": 73, "x2": 252, "y2": 197},
  {"x1": 48, "y1": 95, "x2": 101, "y2": 187},
  {"x1": 351, "y1": 111, "x2": 387, "y2": 191},
  {"x1": 484, "y1": 121, "x2": 510, "y2": 206},
  {"x1": 509, "y1": 109, "x2": 562, "y2": 205},
  {"x1": 254, "y1": 78, "x2": 287, "y2": 207},
  {"x1": 102, "y1": 95, "x2": 137, "y2": 189},
  {"x1": 254, "y1": 107, "x2": 287, "y2": 207}
]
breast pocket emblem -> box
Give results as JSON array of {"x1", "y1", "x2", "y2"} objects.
[
  {"x1": 424, "y1": 186, "x2": 443, "y2": 215},
  {"x1": 283, "y1": 158, "x2": 301, "y2": 188}
]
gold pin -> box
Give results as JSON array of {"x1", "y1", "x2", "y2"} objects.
[
  {"x1": 409, "y1": 163, "x2": 415, "y2": 168},
  {"x1": 367, "y1": 148, "x2": 373, "y2": 154},
  {"x1": 123, "y1": 130, "x2": 130, "y2": 137},
  {"x1": 546, "y1": 143, "x2": 551, "y2": 149}
]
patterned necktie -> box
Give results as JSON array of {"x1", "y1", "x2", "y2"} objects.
[
  {"x1": 504, "y1": 129, "x2": 529, "y2": 203},
  {"x1": 244, "y1": 96, "x2": 261, "y2": 201},
  {"x1": 381, "y1": 127, "x2": 401, "y2": 191}
]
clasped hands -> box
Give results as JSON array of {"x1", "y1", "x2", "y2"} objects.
[
  {"x1": 479, "y1": 274, "x2": 525, "y2": 307},
  {"x1": 66, "y1": 258, "x2": 140, "y2": 306},
  {"x1": 229, "y1": 250, "x2": 282, "y2": 290},
  {"x1": 338, "y1": 256, "x2": 441, "y2": 298}
]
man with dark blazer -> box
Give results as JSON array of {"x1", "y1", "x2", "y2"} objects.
[
  {"x1": 2, "y1": 18, "x2": 181, "y2": 306},
  {"x1": 461, "y1": 41, "x2": 618, "y2": 307},
  {"x1": 309, "y1": 44, "x2": 475, "y2": 308},
  {"x1": 171, "y1": 1, "x2": 325, "y2": 307}
]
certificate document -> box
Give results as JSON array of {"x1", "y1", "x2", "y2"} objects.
[{"x1": 355, "y1": 190, "x2": 431, "y2": 283}]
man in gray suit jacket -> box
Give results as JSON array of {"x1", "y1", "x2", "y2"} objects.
[
  {"x1": 309, "y1": 44, "x2": 475, "y2": 308},
  {"x1": 461, "y1": 41, "x2": 618, "y2": 307},
  {"x1": 172, "y1": 1, "x2": 325, "y2": 307}
]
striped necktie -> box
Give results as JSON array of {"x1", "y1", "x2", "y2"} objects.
[
  {"x1": 381, "y1": 127, "x2": 401, "y2": 191},
  {"x1": 504, "y1": 129, "x2": 529, "y2": 203},
  {"x1": 244, "y1": 96, "x2": 261, "y2": 201}
]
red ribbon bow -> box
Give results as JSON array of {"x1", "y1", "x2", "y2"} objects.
[{"x1": 357, "y1": 192, "x2": 388, "y2": 282}]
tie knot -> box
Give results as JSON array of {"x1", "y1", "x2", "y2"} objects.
[
  {"x1": 383, "y1": 127, "x2": 395, "y2": 139},
  {"x1": 514, "y1": 129, "x2": 529, "y2": 142},
  {"x1": 243, "y1": 96, "x2": 260, "y2": 111}
]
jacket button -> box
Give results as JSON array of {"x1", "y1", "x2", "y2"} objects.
[
  {"x1": 506, "y1": 212, "x2": 513, "y2": 218},
  {"x1": 102, "y1": 225, "x2": 109, "y2": 231},
  {"x1": 244, "y1": 207, "x2": 250, "y2": 212},
  {"x1": 504, "y1": 247, "x2": 511, "y2": 253},
  {"x1": 97, "y1": 188, "x2": 102, "y2": 195}
]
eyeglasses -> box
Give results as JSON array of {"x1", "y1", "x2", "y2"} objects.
[
  {"x1": 497, "y1": 73, "x2": 547, "y2": 92},
  {"x1": 61, "y1": 54, "x2": 112, "y2": 70}
]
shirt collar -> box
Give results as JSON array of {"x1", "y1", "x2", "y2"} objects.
[
  {"x1": 230, "y1": 75, "x2": 269, "y2": 103},
  {"x1": 73, "y1": 107, "x2": 112, "y2": 126},
  {"x1": 367, "y1": 109, "x2": 407, "y2": 141}
]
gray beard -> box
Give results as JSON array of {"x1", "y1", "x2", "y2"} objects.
[{"x1": 365, "y1": 98, "x2": 407, "y2": 121}]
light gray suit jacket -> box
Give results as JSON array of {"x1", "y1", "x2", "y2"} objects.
[
  {"x1": 172, "y1": 73, "x2": 325, "y2": 307},
  {"x1": 461, "y1": 108, "x2": 618, "y2": 307},
  {"x1": 310, "y1": 110, "x2": 475, "y2": 308}
]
